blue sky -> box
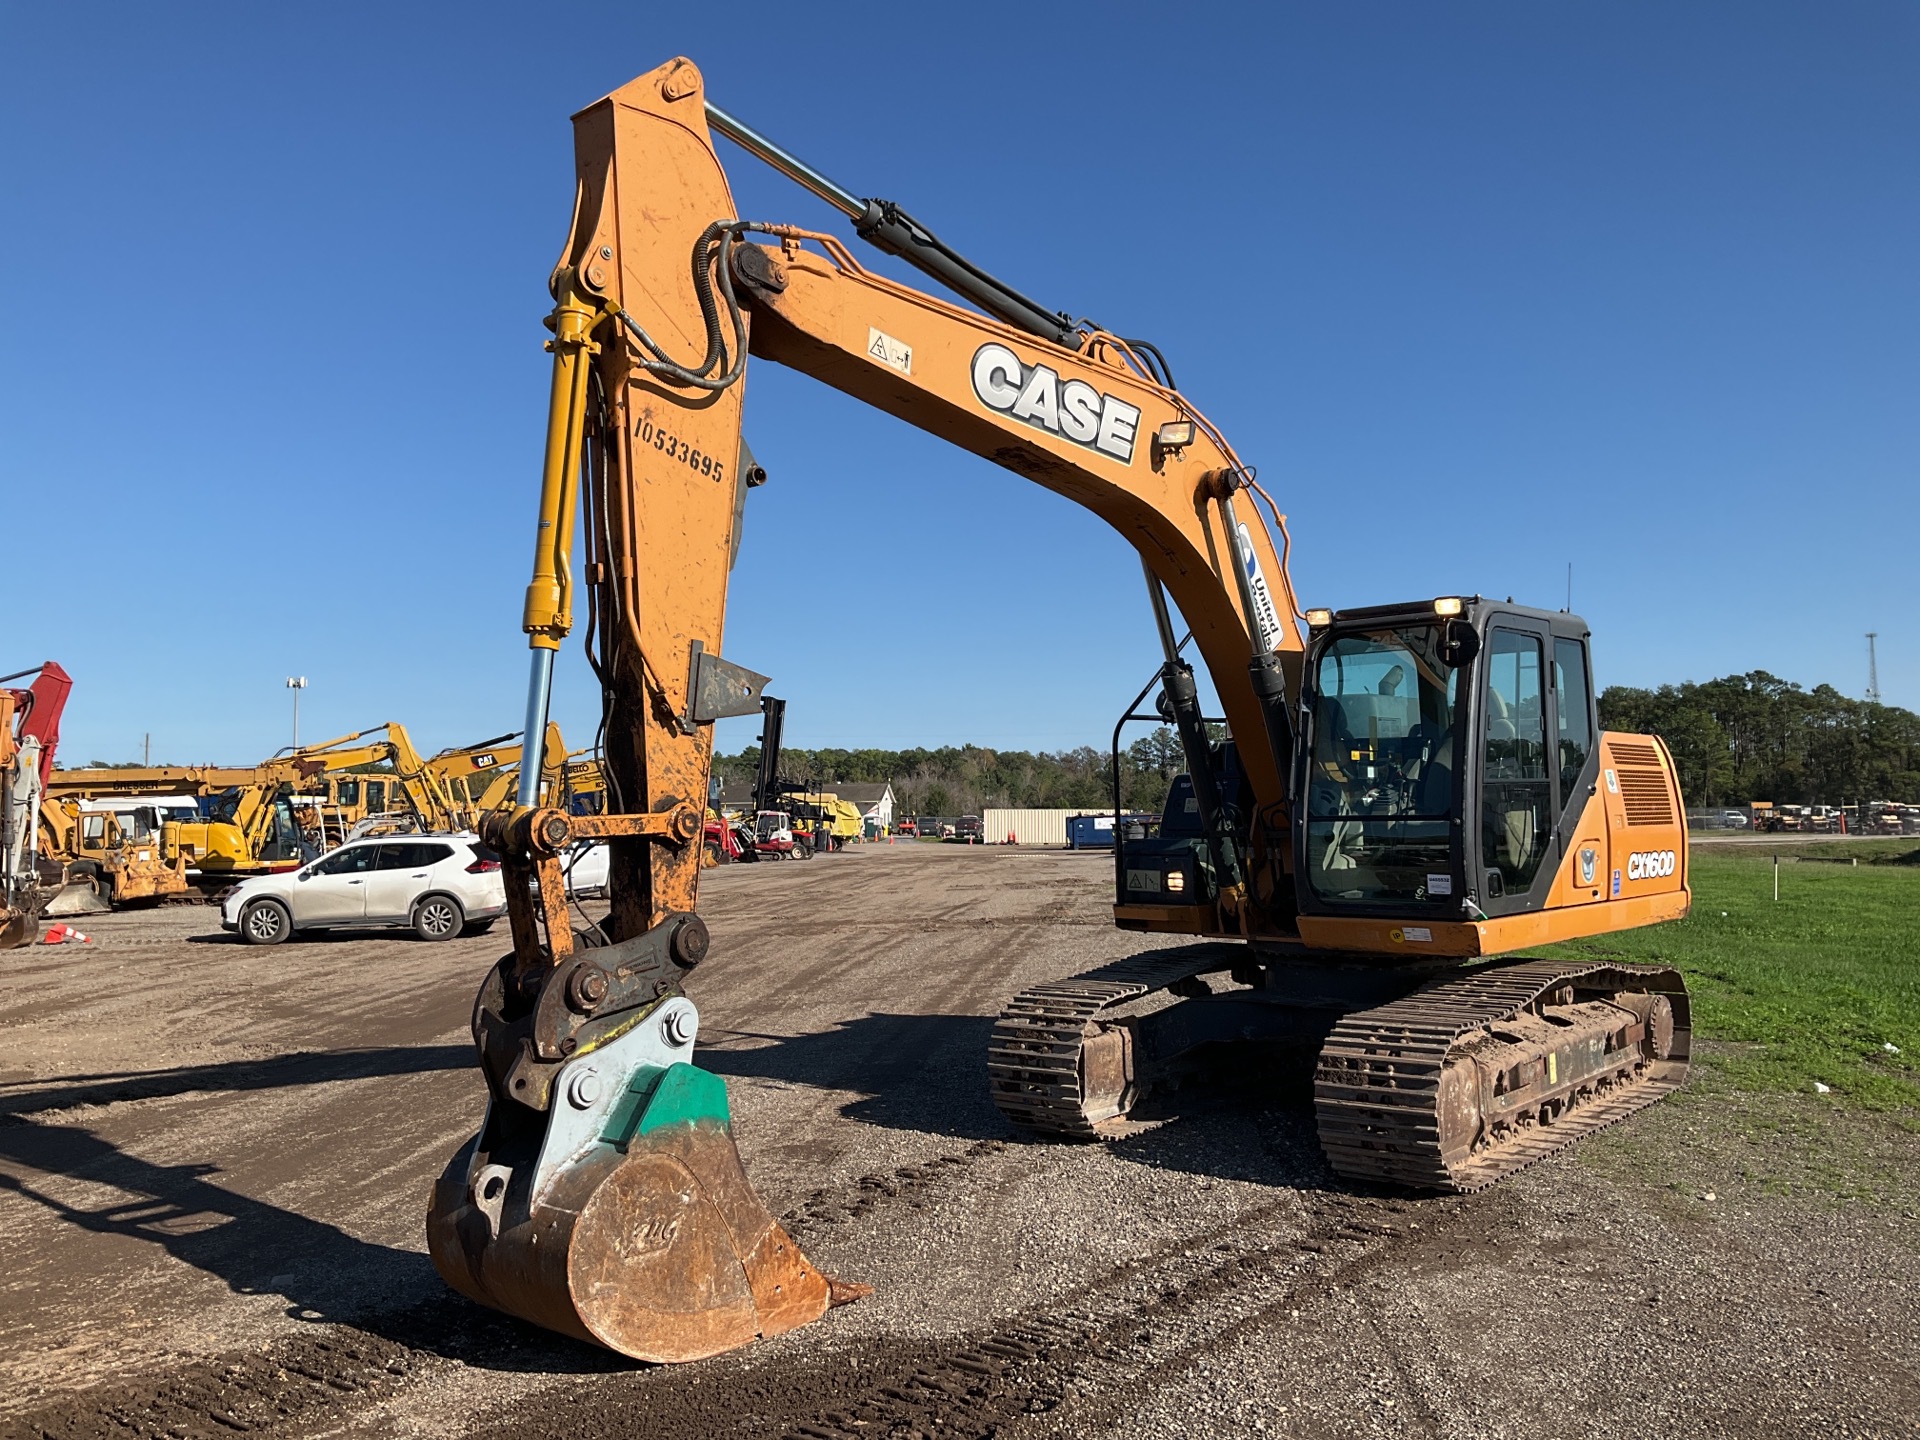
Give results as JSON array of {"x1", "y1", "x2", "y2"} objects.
[{"x1": 5, "y1": 2, "x2": 1914, "y2": 765}]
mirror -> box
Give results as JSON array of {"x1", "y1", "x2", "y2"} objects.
[{"x1": 1441, "y1": 619, "x2": 1480, "y2": 668}]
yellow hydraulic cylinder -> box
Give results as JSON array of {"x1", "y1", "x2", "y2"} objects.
[{"x1": 521, "y1": 278, "x2": 602, "y2": 652}]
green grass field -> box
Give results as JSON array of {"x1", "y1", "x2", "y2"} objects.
[{"x1": 1548, "y1": 841, "x2": 1920, "y2": 1112}]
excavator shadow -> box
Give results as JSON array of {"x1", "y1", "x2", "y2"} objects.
[
  {"x1": 699, "y1": 1016, "x2": 1363, "y2": 1194},
  {"x1": 0, "y1": 1045, "x2": 473, "y2": 1118},
  {"x1": 0, "y1": 1121, "x2": 624, "y2": 1373},
  {"x1": 0, "y1": 1046, "x2": 628, "y2": 1373},
  {"x1": 699, "y1": 1012, "x2": 1008, "y2": 1141},
  {"x1": 1099, "y1": 1042, "x2": 1358, "y2": 1193}
]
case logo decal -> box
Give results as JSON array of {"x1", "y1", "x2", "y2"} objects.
[{"x1": 971, "y1": 343, "x2": 1141, "y2": 463}]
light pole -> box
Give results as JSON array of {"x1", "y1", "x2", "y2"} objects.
[{"x1": 286, "y1": 676, "x2": 308, "y2": 748}]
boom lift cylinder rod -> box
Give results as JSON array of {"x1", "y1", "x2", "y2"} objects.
[
  {"x1": 1141, "y1": 560, "x2": 1243, "y2": 897},
  {"x1": 704, "y1": 101, "x2": 1078, "y2": 348},
  {"x1": 515, "y1": 651, "x2": 555, "y2": 810},
  {"x1": 1141, "y1": 556, "x2": 1182, "y2": 664}
]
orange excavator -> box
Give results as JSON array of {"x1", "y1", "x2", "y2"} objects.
[{"x1": 428, "y1": 58, "x2": 1692, "y2": 1362}]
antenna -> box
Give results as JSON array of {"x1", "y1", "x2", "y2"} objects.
[
  {"x1": 1866, "y1": 633, "x2": 1881, "y2": 705},
  {"x1": 1565, "y1": 562, "x2": 1573, "y2": 613}
]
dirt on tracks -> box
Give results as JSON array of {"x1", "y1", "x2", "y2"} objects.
[{"x1": 2, "y1": 845, "x2": 1916, "y2": 1439}]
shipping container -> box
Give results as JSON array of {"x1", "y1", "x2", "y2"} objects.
[{"x1": 981, "y1": 808, "x2": 1109, "y2": 846}]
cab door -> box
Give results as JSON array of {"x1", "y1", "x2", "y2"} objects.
[
  {"x1": 1548, "y1": 633, "x2": 1603, "y2": 904},
  {"x1": 1474, "y1": 622, "x2": 1557, "y2": 915}
]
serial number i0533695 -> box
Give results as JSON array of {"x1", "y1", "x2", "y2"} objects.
[{"x1": 637, "y1": 417, "x2": 726, "y2": 482}]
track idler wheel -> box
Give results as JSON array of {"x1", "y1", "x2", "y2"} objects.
[{"x1": 427, "y1": 997, "x2": 863, "y2": 1362}]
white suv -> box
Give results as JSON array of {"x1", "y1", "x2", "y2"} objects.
[{"x1": 220, "y1": 834, "x2": 507, "y2": 945}]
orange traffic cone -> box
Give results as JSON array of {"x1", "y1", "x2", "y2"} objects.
[{"x1": 41, "y1": 923, "x2": 92, "y2": 945}]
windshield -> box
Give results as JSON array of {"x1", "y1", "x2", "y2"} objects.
[{"x1": 1305, "y1": 624, "x2": 1458, "y2": 905}]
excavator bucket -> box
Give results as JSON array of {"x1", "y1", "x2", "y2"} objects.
[
  {"x1": 426, "y1": 993, "x2": 851, "y2": 1362},
  {"x1": 42, "y1": 876, "x2": 108, "y2": 918},
  {"x1": 0, "y1": 906, "x2": 31, "y2": 950}
]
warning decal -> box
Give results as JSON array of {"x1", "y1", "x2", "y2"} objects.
[{"x1": 867, "y1": 328, "x2": 912, "y2": 375}]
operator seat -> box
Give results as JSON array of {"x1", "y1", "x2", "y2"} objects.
[{"x1": 1412, "y1": 729, "x2": 1453, "y2": 815}]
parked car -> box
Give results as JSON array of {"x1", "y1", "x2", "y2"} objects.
[
  {"x1": 1719, "y1": 811, "x2": 1750, "y2": 829},
  {"x1": 560, "y1": 840, "x2": 609, "y2": 896},
  {"x1": 220, "y1": 833, "x2": 505, "y2": 945}
]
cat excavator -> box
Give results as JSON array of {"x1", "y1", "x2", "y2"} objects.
[{"x1": 427, "y1": 58, "x2": 1692, "y2": 1363}]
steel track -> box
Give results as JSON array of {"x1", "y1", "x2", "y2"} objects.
[
  {"x1": 1314, "y1": 957, "x2": 1692, "y2": 1192},
  {"x1": 986, "y1": 950, "x2": 1229, "y2": 1138},
  {"x1": 989, "y1": 951, "x2": 1691, "y2": 1193}
]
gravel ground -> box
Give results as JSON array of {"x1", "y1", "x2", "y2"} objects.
[{"x1": 1, "y1": 844, "x2": 1915, "y2": 1439}]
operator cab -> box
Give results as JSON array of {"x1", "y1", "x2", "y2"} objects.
[{"x1": 1294, "y1": 596, "x2": 1597, "y2": 922}]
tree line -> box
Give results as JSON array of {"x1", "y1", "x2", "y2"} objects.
[
  {"x1": 719, "y1": 670, "x2": 1920, "y2": 818},
  {"x1": 713, "y1": 728, "x2": 1188, "y2": 819},
  {"x1": 1598, "y1": 671, "x2": 1920, "y2": 808}
]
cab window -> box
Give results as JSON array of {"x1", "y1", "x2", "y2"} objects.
[
  {"x1": 1554, "y1": 638, "x2": 1593, "y2": 806},
  {"x1": 1482, "y1": 629, "x2": 1551, "y2": 895},
  {"x1": 1305, "y1": 624, "x2": 1457, "y2": 905}
]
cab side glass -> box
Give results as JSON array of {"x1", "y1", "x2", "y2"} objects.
[
  {"x1": 1553, "y1": 638, "x2": 1593, "y2": 807},
  {"x1": 1481, "y1": 629, "x2": 1551, "y2": 896}
]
